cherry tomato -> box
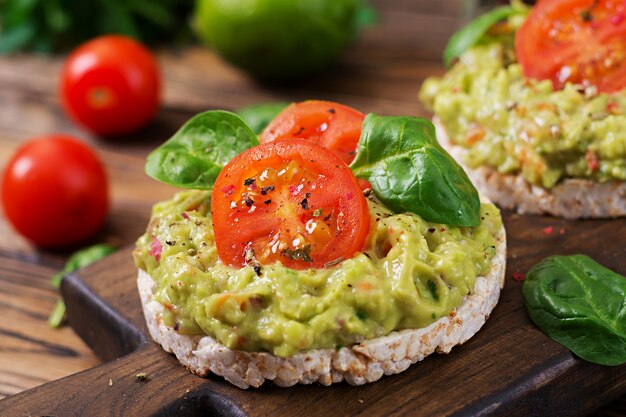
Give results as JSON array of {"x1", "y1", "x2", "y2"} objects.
[
  {"x1": 212, "y1": 139, "x2": 370, "y2": 270},
  {"x1": 260, "y1": 100, "x2": 365, "y2": 164},
  {"x1": 60, "y1": 35, "x2": 161, "y2": 136},
  {"x1": 516, "y1": 0, "x2": 626, "y2": 93},
  {"x1": 1, "y1": 135, "x2": 109, "y2": 247}
]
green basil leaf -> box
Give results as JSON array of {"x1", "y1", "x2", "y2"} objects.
[
  {"x1": 51, "y1": 243, "x2": 117, "y2": 288},
  {"x1": 443, "y1": 6, "x2": 517, "y2": 67},
  {"x1": 523, "y1": 255, "x2": 626, "y2": 366},
  {"x1": 350, "y1": 114, "x2": 480, "y2": 226},
  {"x1": 235, "y1": 102, "x2": 289, "y2": 135},
  {"x1": 146, "y1": 110, "x2": 259, "y2": 189},
  {"x1": 49, "y1": 243, "x2": 117, "y2": 327}
]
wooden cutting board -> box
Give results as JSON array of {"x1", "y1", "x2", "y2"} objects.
[{"x1": 1, "y1": 211, "x2": 624, "y2": 416}]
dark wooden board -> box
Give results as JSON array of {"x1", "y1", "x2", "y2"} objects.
[{"x1": 0, "y1": 211, "x2": 624, "y2": 416}]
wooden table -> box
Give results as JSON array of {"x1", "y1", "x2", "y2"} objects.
[{"x1": 0, "y1": 1, "x2": 624, "y2": 415}]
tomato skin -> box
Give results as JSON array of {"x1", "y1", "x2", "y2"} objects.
[
  {"x1": 1, "y1": 135, "x2": 109, "y2": 247},
  {"x1": 60, "y1": 35, "x2": 161, "y2": 136},
  {"x1": 260, "y1": 100, "x2": 365, "y2": 164},
  {"x1": 516, "y1": 0, "x2": 626, "y2": 93},
  {"x1": 212, "y1": 139, "x2": 370, "y2": 270}
]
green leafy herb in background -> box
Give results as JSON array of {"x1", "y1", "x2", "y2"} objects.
[
  {"x1": 0, "y1": 0, "x2": 194, "y2": 53},
  {"x1": 235, "y1": 102, "x2": 289, "y2": 135},
  {"x1": 443, "y1": 5, "x2": 519, "y2": 67},
  {"x1": 145, "y1": 111, "x2": 259, "y2": 189},
  {"x1": 49, "y1": 243, "x2": 117, "y2": 327},
  {"x1": 523, "y1": 255, "x2": 626, "y2": 366},
  {"x1": 350, "y1": 114, "x2": 481, "y2": 226}
]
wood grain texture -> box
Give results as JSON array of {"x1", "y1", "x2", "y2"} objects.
[
  {"x1": 0, "y1": 0, "x2": 624, "y2": 414},
  {"x1": 0, "y1": 251, "x2": 100, "y2": 398}
]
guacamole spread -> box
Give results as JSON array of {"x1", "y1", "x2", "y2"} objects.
[
  {"x1": 419, "y1": 17, "x2": 626, "y2": 188},
  {"x1": 134, "y1": 190, "x2": 501, "y2": 357}
]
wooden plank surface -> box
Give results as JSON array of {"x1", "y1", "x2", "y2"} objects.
[{"x1": 0, "y1": 0, "x2": 624, "y2": 415}]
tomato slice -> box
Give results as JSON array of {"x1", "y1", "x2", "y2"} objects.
[
  {"x1": 211, "y1": 139, "x2": 370, "y2": 270},
  {"x1": 260, "y1": 100, "x2": 365, "y2": 164},
  {"x1": 516, "y1": 0, "x2": 626, "y2": 93}
]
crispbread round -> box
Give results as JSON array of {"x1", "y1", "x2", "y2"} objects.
[
  {"x1": 434, "y1": 117, "x2": 626, "y2": 219},
  {"x1": 137, "y1": 221, "x2": 507, "y2": 389}
]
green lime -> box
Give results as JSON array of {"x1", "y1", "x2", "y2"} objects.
[{"x1": 194, "y1": 0, "x2": 360, "y2": 80}]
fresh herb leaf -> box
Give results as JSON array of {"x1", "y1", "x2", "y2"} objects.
[
  {"x1": 49, "y1": 243, "x2": 117, "y2": 327},
  {"x1": 443, "y1": 6, "x2": 518, "y2": 67},
  {"x1": 145, "y1": 111, "x2": 259, "y2": 189},
  {"x1": 235, "y1": 102, "x2": 289, "y2": 134},
  {"x1": 0, "y1": 0, "x2": 194, "y2": 54},
  {"x1": 523, "y1": 255, "x2": 626, "y2": 366},
  {"x1": 350, "y1": 114, "x2": 480, "y2": 226},
  {"x1": 282, "y1": 245, "x2": 313, "y2": 263}
]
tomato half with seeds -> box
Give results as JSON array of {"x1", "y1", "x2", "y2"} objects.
[
  {"x1": 260, "y1": 100, "x2": 365, "y2": 164},
  {"x1": 516, "y1": 0, "x2": 626, "y2": 93},
  {"x1": 211, "y1": 139, "x2": 370, "y2": 270}
]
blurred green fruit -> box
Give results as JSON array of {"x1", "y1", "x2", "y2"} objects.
[{"x1": 194, "y1": 0, "x2": 361, "y2": 80}]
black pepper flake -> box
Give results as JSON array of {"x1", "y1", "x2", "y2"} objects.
[
  {"x1": 428, "y1": 228, "x2": 436, "y2": 233},
  {"x1": 264, "y1": 199, "x2": 272, "y2": 204},
  {"x1": 174, "y1": 322, "x2": 180, "y2": 331},
  {"x1": 300, "y1": 196, "x2": 310, "y2": 210},
  {"x1": 323, "y1": 213, "x2": 331, "y2": 221},
  {"x1": 295, "y1": 126, "x2": 305, "y2": 135},
  {"x1": 244, "y1": 177, "x2": 255, "y2": 186},
  {"x1": 244, "y1": 196, "x2": 255, "y2": 207},
  {"x1": 253, "y1": 265, "x2": 262, "y2": 276},
  {"x1": 165, "y1": 240, "x2": 176, "y2": 246},
  {"x1": 581, "y1": 0, "x2": 598, "y2": 22},
  {"x1": 327, "y1": 108, "x2": 336, "y2": 114},
  {"x1": 260, "y1": 185, "x2": 275, "y2": 195}
]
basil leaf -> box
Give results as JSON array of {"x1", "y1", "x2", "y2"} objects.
[
  {"x1": 146, "y1": 110, "x2": 259, "y2": 189},
  {"x1": 443, "y1": 6, "x2": 517, "y2": 67},
  {"x1": 49, "y1": 243, "x2": 117, "y2": 327},
  {"x1": 235, "y1": 102, "x2": 289, "y2": 134},
  {"x1": 50, "y1": 243, "x2": 117, "y2": 288},
  {"x1": 350, "y1": 114, "x2": 480, "y2": 226},
  {"x1": 523, "y1": 255, "x2": 626, "y2": 366}
]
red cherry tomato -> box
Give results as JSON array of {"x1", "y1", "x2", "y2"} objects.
[
  {"x1": 212, "y1": 139, "x2": 370, "y2": 270},
  {"x1": 1, "y1": 135, "x2": 109, "y2": 247},
  {"x1": 260, "y1": 100, "x2": 365, "y2": 164},
  {"x1": 516, "y1": 0, "x2": 626, "y2": 93},
  {"x1": 60, "y1": 35, "x2": 161, "y2": 136}
]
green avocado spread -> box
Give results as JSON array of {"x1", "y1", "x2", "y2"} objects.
[
  {"x1": 134, "y1": 190, "x2": 501, "y2": 357},
  {"x1": 419, "y1": 16, "x2": 626, "y2": 188}
]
